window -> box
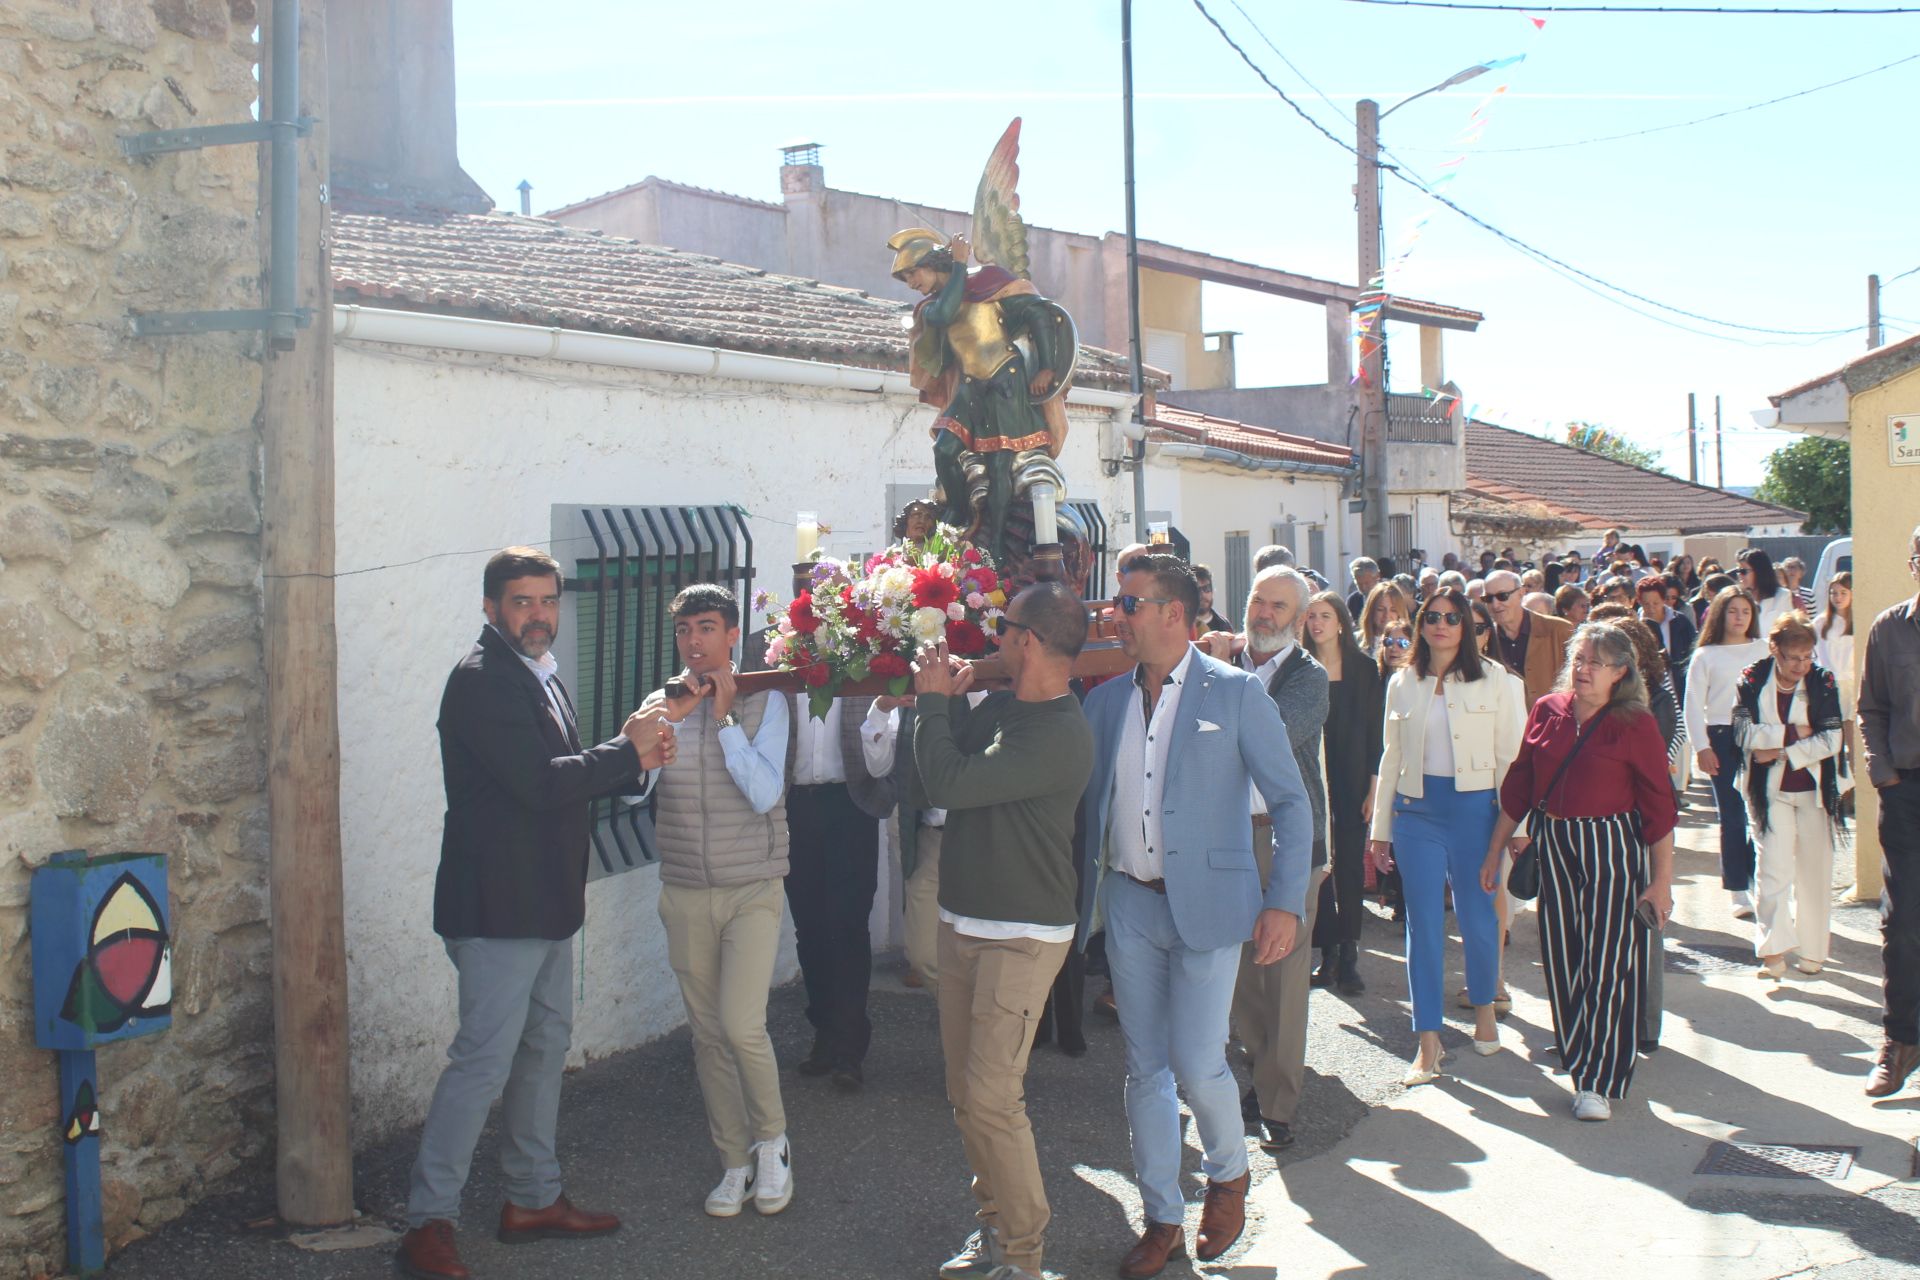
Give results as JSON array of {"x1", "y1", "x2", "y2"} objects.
[{"x1": 1389, "y1": 513, "x2": 1415, "y2": 560}]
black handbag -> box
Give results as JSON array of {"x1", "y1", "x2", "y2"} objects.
[{"x1": 1507, "y1": 715, "x2": 1603, "y2": 900}]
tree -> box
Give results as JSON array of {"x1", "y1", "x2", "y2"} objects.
[
  {"x1": 1565, "y1": 422, "x2": 1667, "y2": 474},
  {"x1": 1755, "y1": 436, "x2": 1850, "y2": 532}
]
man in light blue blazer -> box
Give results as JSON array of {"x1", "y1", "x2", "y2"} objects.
[{"x1": 1077, "y1": 554, "x2": 1313, "y2": 1278}]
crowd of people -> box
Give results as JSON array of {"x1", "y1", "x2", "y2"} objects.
[{"x1": 391, "y1": 521, "x2": 1920, "y2": 1280}]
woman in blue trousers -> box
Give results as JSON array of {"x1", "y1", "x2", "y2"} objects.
[{"x1": 1367, "y1": 584, "x2": 1527, "y2": 1086}]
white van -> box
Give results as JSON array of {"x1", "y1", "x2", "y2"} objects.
[{"x1": 1812, "y1": 537, "x2": 1852, "y2": 612}]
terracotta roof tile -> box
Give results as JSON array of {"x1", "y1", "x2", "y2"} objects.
[
  {"x1": 1465, "y1": 420, "x2": 1803, "y2": 534},
  {"x1": 329, "y1": 206, "x2": 1142, "y2": 389},
  {"x1": 1151, "y1": 403, "x2": 1356, "y2": 470}
]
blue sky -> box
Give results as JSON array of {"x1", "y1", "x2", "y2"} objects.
[{"x1": 450, "y1": 0, "x2": 1917, "y2": 486}]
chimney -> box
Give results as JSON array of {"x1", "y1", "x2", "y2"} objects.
[
  {"x1": 327, "y1": 0, "x2": 492, "y2": 212},
  {"x1": 516, "y1": 180, "x2": 532, "y2": 216},
  {"x1": 780, "y1": 140, "x2": 823, "y2": 201}
]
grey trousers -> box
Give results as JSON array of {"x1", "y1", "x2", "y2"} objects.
[{"x1": 407, "y1": 936, "x2": 573, "y2": 1227}]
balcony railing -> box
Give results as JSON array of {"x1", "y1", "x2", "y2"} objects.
[{"x1": 1387, "y1": 393, "x2": 1456, "y2": 444}]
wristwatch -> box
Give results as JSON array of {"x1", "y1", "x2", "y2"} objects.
[{"x1": 715, "y1": 711, "x2": 740, "y2": 729}]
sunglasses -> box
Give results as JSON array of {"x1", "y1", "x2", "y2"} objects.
[
  {"x1": 992, "y1": 615, "x2": 1031, "y2": 639},
  {"x1": 1421, "y1": 610, "x2": 1462, "y2": 627},
  {"x1": 1474, "y1": 622, "x2": 1491, "y2": 635},
  {"x1": 1382, "y1": 636, "x2": 1413, "y2": 650},
  {"x1": 1113, "y1": 594, "x2": 1173, "y2": 615},
  {"x1": 1485, "y1": 588, "x2": 1519, "y2": 604}
]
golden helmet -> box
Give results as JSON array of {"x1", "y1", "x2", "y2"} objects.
[{"x1": 888, "y1": 227, "x2": 949, "y2": 279}]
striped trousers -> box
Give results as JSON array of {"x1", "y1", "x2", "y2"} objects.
[{"x1": 1538, "y1": 813, "x2": 1647, "y2": 1100}]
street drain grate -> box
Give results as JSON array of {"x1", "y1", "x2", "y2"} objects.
[
  {"x1": 1666, "y1": 942, "x2": 1757, "y2": 975},
  {"x1": 1695, "y1": 1142, "x2": 1859, "y2": 1179}
]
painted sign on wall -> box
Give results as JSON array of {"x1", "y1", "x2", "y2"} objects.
[
  {"x1": 1891, "y1": 414, "x2": 1920, "y2": 467},
  {"x1": 31, "y1": 851, "x2": 172, "y2": 1051}
]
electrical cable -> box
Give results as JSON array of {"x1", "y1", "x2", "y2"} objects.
[
  {"x1": 1344, "y1": 0, "x2": 1920, "y2": 15},
  {"x1": 1227, "y1": 0, "x2": 1357, "y2": 126},
  {"x1": 1189, "y1": 0, "x2": 1867, "y2": 339},
  {"x1": 1402, "y1": 50, "x2": 1920, "y2": 152},
  {"x1": 1882, "y1": 263, "x2": 1920, "y2": 286}
]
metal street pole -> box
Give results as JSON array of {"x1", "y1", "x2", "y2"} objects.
[
  {"x1": 1869, "y1": 273, "x2": 1883, "y2": 350},
  {"x1": 1715, "y1": 394, "x2": 1724, "y2": 489},
  {"x1": 1121, "y1": 0, "x2": 1148, "y2": 542},
  {"x1": 1687, "y1": 391, "x2": 1697, "y2": 484},
  {"x1": 1356, "y1": 98, "x2": 1386, "y2": 560}
]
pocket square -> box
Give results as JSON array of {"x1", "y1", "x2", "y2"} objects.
[{"x1": 1195, "y1": 719, "x2": 1221, "y2": 732}]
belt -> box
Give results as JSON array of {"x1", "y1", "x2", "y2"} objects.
[
  {"x1": 1118, "y1": 871, "x2": 1167, "y2": 895},
  {"x1": 790, "y1": 780, "x2": 849, "y2": 790},
  {"x1": 1252, "y1": 814, "x2": 1273, "y2": 828}
]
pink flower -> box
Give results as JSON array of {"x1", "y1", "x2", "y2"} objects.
[{"x1": 966, "y1": 592, "x2": 989, "y2": 610}]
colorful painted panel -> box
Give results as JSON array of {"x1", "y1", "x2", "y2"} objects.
[{"x1": 31, "y1": 851, "x2": 172, "y2": 1050}]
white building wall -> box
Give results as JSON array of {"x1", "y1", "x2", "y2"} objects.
[
  {"x1": 332, "y1": 339, "x2": 1128, "y2": 1144},
  {"x1": 1140, "y1": 454, "x2": 1348, "y2": 604}
]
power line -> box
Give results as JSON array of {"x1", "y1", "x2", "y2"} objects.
[
  {"x1": 1883, "y1": 263, "x2": 1920, "y2": 286},
  {"x1": 1189, "y1": 0, "x2": 1865, "y2": 340},
  {"x1": 1404, "y1": 50, "x2": 1920, "y2": 153},
  {"x1": 1226, "y1": 0, "x2": 1356, "y2": 126},
  {"x1": 1345, "y1": 0, "x2": 1920, "y2": 14}
]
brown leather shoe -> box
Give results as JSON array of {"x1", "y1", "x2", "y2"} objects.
[
  {"x1": 497, "y1": 1194, "x2": 621, "y2": 1244},
  {"x1": 1195, "y1": 1171, "x2": 1250, "y2": 1261},
  {"x1": 1866, "y1": 1039, "x2": 1920, "y2": 1098},
  {"x1": 1118, "y1": 1221, "x2": 1185, "y2": 1279},
  {"x1": 396, "y1": 1220, "x2": 469, "y2": 1280}
]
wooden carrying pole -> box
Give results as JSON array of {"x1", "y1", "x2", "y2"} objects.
[{"x1": 261, "y1": 0, "x2": 355, "y2": 1226}]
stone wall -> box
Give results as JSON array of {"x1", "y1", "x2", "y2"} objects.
[{"x1": 0, "y1": 2, "x2": 270, "y2": 1274}]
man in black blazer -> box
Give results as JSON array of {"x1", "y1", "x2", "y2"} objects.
[{"x1": 397, "y1": 547, "x2": 673, "y2": 1280}]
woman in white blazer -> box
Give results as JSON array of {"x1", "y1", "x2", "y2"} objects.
[{"x1": 1366, "y1": 585, "x2": 1527, "y2": 1085}]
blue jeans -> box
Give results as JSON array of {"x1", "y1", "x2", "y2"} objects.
[
  {"x1": 1393, "y1": 778, "x2": 1501, "y2": 1032},
  {"x1": 1706, "y1": 723, "x2": 1755, "y2": 892},
  {"x1": 1102, "y1": 874, "x2": 1248, "y2": 1225}
]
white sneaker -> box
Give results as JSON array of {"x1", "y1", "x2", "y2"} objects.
[
  {"x1": 704, "y1": 1164, "x2": 754, "y2": 1217},
  {"x1": 1572, "y1": 1091, "x2": 1612, "y2": 1122},
  {"x1": 752, "y1": 1133, "x2": 793, "y2": 1215},
  {"x1": 939, "y1": 1228, "x2": 1003, "y2": 1278},
  {"x1": 1731, "y1": 890, "x2": 1756, "y2": 920}
]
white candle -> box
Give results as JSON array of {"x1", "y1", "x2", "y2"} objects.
[
  {"x1": 795, "y1": 511, "x2": 819, "y2": 561},
  {"x1": 1030, "y1": 484, "x2": 1058, "y2": 547}
]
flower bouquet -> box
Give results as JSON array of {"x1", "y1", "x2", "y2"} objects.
[{"x1": 758, "y1": 525, "x2": 1008, "y2": 719}]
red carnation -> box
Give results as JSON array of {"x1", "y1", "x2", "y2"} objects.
[
  {"x1": 968, "y1": 567, "x2": 999, "y2": 593},
  {"x1": 787, "y1": 593, "x2": 820, "y2": 635},
  {"x1": 946, "y1": 619, "x2": 987, "y2": 656},
  {"x1": 963, "y1": 548, "x2": 983, "y2": 564},
  {"x1": 800, "y1": 661, "x2": 832, "y2": 688},
  {"x1": 912, "y1": 569, "x2": 960, "y2": 612},
  {"x1": 870, "y1": 653, "x2": 910, "y2": 678}
]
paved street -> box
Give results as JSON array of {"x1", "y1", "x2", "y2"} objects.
[{"x1": 111, "y1": 789, "x2": 1920, "y2": 1280}]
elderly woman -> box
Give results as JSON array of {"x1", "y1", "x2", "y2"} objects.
[
  {"x1": 1553, "y1": 584, "x2": 1590, "y2": 628},
  {"x1": 1482, "y1": 623, "x2": 1677, "y2": 1121},
  {"x1": 1368, "y1": 586, "x2": 1527, "y2": 1085},
  {"x1": 1733, "y1": 612, "x2": 1848, "y2": 978}
]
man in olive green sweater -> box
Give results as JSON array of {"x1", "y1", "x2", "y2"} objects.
[{"x1": 911, "y1": 581, "x2": 1094, "y2": 1280}]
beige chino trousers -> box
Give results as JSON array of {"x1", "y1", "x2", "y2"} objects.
[{"x1": 1232, "y1": 821, "x2": 1325, "y2": 1125}]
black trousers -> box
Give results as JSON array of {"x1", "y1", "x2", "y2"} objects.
[
  {"x1": 784, "y1": 782, "x2": 879, "y2": 1067},
  {"x1": 1880, "y1": 772, "x2": 1920, "y2": 1045},
  {"x1": 1313, "y1": 799, "x2": 1367, "y2": 948}
]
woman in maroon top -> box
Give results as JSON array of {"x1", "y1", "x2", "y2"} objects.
[{"x1": 1479, "y1": 622, "x2": 1677, "y2": 1122}]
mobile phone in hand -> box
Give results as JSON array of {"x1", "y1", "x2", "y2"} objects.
[{"x1": 1634, "y1": 898, "x2": 1661, "y2": 931}]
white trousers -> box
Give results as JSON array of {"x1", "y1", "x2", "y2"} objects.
[{"x1": 1753, "y1": 790, "x2": 1834, "y2": 964}]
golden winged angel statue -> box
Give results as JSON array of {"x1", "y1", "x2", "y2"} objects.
[{"x1": 888, "y1": 118, "x2": 1079, "y2": 567}]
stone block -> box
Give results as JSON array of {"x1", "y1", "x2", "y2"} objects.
[
  {"x1": 91, "y1": 0, "x2": 160, "y2": 49},
  {"x1": 154, "y1": 0, "x2": 228, "y2": 38},
  {"x1": 0, "y1": 704, "x2": 33, "y2": 739},
  {"x1": 145, "y1": 431, "x2": 201, "y2": 469},
  {"x1": 0, "y1": 806, "x2": 62, "y2": 872},
  {"x1": 168, "y1": 485, "x2": 258, "y2": 538},
  {"x1": 28, "y1": 363, "x2": 99, "y2": 426},
  {"x1": 12, "y1": 248, "x2": 93, "y2": 298},
  {"x1": 50, "y1": 172, "x2": 136, "y2": 251},
  {"x1": 39, "y1": 481, "x2": 89, "y2": 515},
  {"x1": 98, "y1": 379, "x2": 154, "y2": 432},
  {"x1": 164, "y1": 732, "x2": 262, "y2": 804},
  {"x1": 0, "y1": 504, "x2": 72, "y2": 564},
  {"x1": 100, "y1": 1176, "x2": 143, "y2": 1250},
  {"x1": 0, "y1": 599, "x2": 71, "y2": 690},
  {"x1": 159, "y1": 343, "x2": 260, "y2": 434},
  {"x1": 183, "y1": 541, "x2": 257, "y2": 590},
  {"x1": 0, "y1": 197, "x2": 45, "y2": 238},
  {"x1": 89, "y1": 460, "x2": 169, "y2": 524},
  {"x1": 1, "y1": 145, "x2": 79, "y2": 194},
  {"x1": 102, "y1": 1075, "x2": 178, "y2": 1151},
  {"x1": 23, "y1": 7, "x2": 95, "y2": 41},
  {"x1": 79, "y1": 527, "x2": 192, "y2": 617},
  {"x1": 0, "y1": 434, "x2": 98, "y2": 470},
  {"x1": 0, "y1": 748, "x2": 30, "y2": 802},
  {"x1": 34, "y1": 669, "x2": 155, "y2": 823},
  {"x1": 101, "y1": 802, "x2": 181, "y2": 858}
]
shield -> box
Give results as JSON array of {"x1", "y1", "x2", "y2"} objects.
[{"x1": 1013, "y1": 300, "x2": 1078, "y2": 406}]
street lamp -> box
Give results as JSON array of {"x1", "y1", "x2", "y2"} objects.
[{"x1": 1355, "y1": 62, "x2": 1491, "y2": 566}]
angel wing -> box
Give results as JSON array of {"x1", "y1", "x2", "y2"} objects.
[{"x1": 969, "y1": 118, "x2": 1030, "y2": 281}]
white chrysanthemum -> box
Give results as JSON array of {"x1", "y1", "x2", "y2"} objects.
[{"x1": 911, "y1": 606, "x2": 946, "y2": 644}]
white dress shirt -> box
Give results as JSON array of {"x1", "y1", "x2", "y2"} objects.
[
  {"x1": 1105, "y1": 645, "x2": 1195, "y2": 883},
  {"x1": 791, "y1": 696, "x2": 848, "y2": 785},
  {"x1": 1240, "y1": 641, "x2": 1292, "y2": 815}
]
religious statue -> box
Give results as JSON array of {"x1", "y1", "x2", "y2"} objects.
[{"x1": 889, "y1": 119, "x2": 1078, "y2": 568}]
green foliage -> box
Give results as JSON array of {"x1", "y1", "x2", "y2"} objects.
[
  {"x1": 1755, "y1": 436, "x2": 1850, "y2": 532},
  {"x1": 1565, "y1": 422, "x2": 1666, "y2": 474}
]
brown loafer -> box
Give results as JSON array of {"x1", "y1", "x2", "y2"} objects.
[
  {"x1": 1195, "y1": 1170, "x2": 1250, "y2": 1261},
  {"x1": 1118, "y1": 1221, "x2": 1185, "y2": 1279},
  {"x1": 497, "y1": 1194, "x2": 621, "y2": 1244},
  {"x1": 396, "y1": 1220, "x2": 469, "y2": 1280},
  {"x1": 1866, "y1": 1039, "x2": 1920, "y2": 1098}
]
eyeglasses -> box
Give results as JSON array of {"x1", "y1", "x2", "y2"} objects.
[
  {"x1": 1474, "y1": 622, "x2": 1491, "y2": 635},
  {"x1": 1421, "y1": 610, "x2": 1462, "y2": 627},
  {"x1": 1113, "y1": 594, "x2": 1173, "y2": 615},
  {"x1": 1382, "y1": 636, "x2": 1412, "y2": 650},
  {"x1": 992, "y1": 615, "x2": 1032, "y2": 639},
  {"x1": 1485, "y1": 588, "x2": 1519, "y2": 604}
]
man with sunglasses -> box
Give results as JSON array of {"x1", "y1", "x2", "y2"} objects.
[
  {"x1": 1077, "y1": 555, "x2": 1311, "y2": 1276},
  {"x1": 1483, "y1": 569, "x2": 1574, "y2": 708}
]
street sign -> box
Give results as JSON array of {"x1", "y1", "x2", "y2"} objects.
[{"x1": 1891, "y1": 414, "x2": 1920, "y2": 467}]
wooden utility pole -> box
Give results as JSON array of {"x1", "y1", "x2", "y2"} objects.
[
  {"x1": 1356, "y1": 98, "x2": 1387, "y2": 560},
  {"x1": 1687, "y1": 392, "x2": 1697, "y2": 484},
  {"x1": 260, "y1": 0, "x2": 354, "y2": 1227},
  {"x1": 1869, "y1": 273, "x2": 1883, "y2": 350}
]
